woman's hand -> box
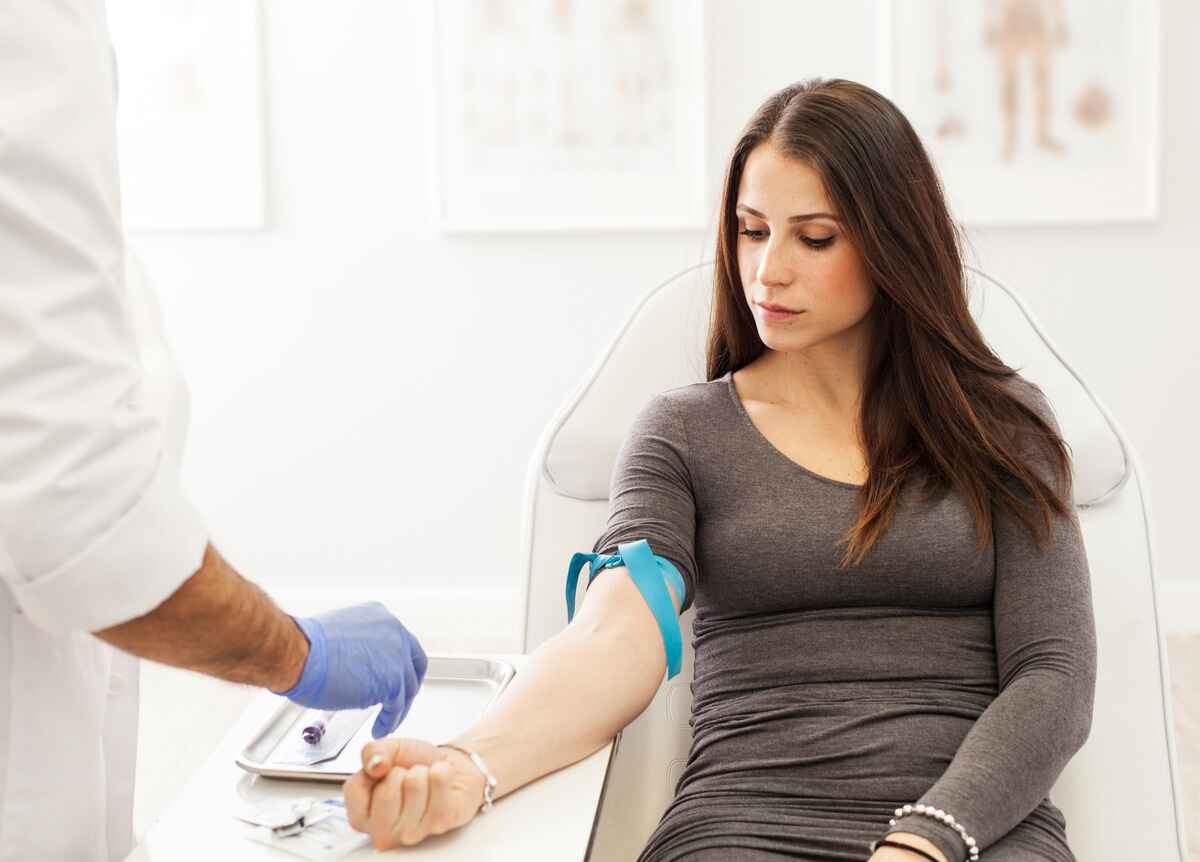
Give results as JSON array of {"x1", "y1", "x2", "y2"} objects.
[
  {"x1": 343, "y1": 738, "x2": 486, "y2": 849},
  {"x1": 869, "y1": 832, "x2": 950, "y2": 862}
]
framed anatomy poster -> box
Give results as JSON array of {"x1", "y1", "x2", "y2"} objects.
[
  {"x1": 431, "y1": 0, "x2": 707, "y2": 232},
  {"x1": 878, "y1": 0, "x2": 1160, "y2": 225}
]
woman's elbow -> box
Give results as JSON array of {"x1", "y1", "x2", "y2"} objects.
[{"x1": 1057, "y1": 663, "x2": 1096, "y2": 755}]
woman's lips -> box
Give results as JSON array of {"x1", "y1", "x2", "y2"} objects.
[{"x1": 757, "y1": 303, "x2": 803, "y2": 322}]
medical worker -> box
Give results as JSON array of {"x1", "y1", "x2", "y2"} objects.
[{"x1": 0, "y1": 4, "x2": 427, "y2": 859}]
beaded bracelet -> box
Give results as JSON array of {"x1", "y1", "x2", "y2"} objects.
[{"x1": 888, "y1": 802, "x2": 980, "y2": 860}]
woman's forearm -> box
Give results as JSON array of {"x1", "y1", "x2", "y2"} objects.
[{"x1": 449, "y1": 578, "x2": 668, "y2": 800}]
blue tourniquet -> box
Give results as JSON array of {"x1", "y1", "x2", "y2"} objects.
[{"x1": 564, "y1": 539, "x2": 685, "y2": 679}]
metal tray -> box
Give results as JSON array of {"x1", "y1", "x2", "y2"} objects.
[{"x1": 236, "y1": 655, "x2": 516, "y2": 781}]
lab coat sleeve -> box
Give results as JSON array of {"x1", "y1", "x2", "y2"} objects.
[{"x1": 0, "y1": 1, "x2": 208, "y2": 633}]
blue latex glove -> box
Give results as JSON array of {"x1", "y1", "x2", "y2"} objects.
[{"x1": 276, "y1": 602, "x2": 428, "y2": 738}]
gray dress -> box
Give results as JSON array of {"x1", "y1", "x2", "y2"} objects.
[{"x1": 591, "y1": 370, "x2": 1096, "y2": 862}]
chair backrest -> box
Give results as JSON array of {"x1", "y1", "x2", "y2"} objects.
[{"x1": 518, "y1": 262, "x2": 1189, "y2": 861}]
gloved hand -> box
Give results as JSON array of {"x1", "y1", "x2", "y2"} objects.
[{"x1": 276, "y1": 602, "x2": 428, "y2": 738}]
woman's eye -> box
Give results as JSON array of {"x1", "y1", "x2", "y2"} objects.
[{"x1": 738, "y1": 227, "x2": 835, "y2": 250}]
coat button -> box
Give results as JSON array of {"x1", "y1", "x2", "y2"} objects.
[{"x1": 108, "y1": 673, "x2": 127, "y2": 696}]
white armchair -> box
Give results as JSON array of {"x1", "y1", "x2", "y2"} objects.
[{"x1": 518, "y1": 262, "x2": 1190, "y2": 861}]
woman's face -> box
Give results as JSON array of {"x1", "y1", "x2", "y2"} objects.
[{"x1": 735, "y1": 141, "x2": 877, "y2": 355}]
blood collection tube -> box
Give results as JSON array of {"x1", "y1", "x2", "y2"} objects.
[{"x1": 301, "y1": 710, "x2": 336, "y2": 745}]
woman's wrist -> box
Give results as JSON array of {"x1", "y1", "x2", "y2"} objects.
[
  {"x1": 883, "y1": 833, "x2": 950, "y2": 862},
  {"x1": 887, "y1": 805, "x2": 973, "y2": 862},
  {"x1": 439, "y1": 742, "x2": 493, "y2": 809}
]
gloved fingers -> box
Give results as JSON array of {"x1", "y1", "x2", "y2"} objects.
[
  {"x1": 343, "y1": 769, "x2": 375, "y2": 832},
  {"x1": 371, "y1": 651, "x2": 422, "y2": 738},
  {"x1": 411, "y1": 634, "x2": 429, "y2": 684},
  {"x1": 367, "y1": 766, "x2": 406, "y2": 850},
  {"x1": 392, "y1": 764, "x2": 431, "y2": 846},
  {"x1": 403, "y1": 650, "x2": 420, "y2": 711},
  {"x1": 372, "y1": 695, "x2": 404, "y2": 738}
]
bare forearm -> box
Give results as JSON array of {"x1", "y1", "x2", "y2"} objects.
[
  {"x1": 451, "y1": 614, "x2": 663, "y2": 800},
  {"x1": 95, "y1": 543, "x2": 307, "y2": 691}
]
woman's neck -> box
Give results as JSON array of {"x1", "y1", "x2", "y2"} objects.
[{"x1": 753, "y1": 339, "x2": 869, "y2": 417}]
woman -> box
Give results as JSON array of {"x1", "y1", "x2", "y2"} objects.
[{"x1": 343, "y1": 78, "x2": 1096, "y2": 862}]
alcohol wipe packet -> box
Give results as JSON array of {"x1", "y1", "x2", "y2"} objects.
[{"x1": 240, "y1": 799, "x2": 369, "y2": 861}]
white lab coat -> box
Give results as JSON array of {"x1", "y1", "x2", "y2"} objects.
[{"x1": 0, "y1": 2, "x2": 209, "y2": 859}]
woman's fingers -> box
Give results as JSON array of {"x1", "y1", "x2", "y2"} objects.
[
  {"x1": 367, "y1": 767, "x2": 407, "y2": 849},
  {"x1": 392, "y1": 764, "x2": 430, "y2": 845},
  {"x1": 343, "y1": 769, "x2": 374, "y2": 832},
  {"x1": 362, "y1": 737, "x2": 442, "y2": 775},
  {"x1": 346, "y1": 759, "x2": 473, "y2": 849},
  {"x1": 420, "y1": 760, "x2": 456, "y2": 835},
  {"x1": 360, "y1": 739, "x2": 402, "y2": 779},
  {"x1": 422, "y1": 762, "x2": 448, "y2": 835},
  {"x1": 345, "y1": 740, "x2": 467, "y2": 848}
]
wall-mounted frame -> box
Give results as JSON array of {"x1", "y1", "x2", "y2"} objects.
[
  {"x1": 877, "y1": 0, "x2": 1160, "y2": 225},
  {"x1": 430, "y1": 0, "x2": 707, "y2": 233}
]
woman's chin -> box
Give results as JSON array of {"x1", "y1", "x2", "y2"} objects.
[{"x1": 757, "y1": 329, "x2": 810, "y2": 352}]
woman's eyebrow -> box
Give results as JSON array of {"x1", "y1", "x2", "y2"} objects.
[{"x1": 736, "y1": 203, "x2": 841, "y2": 223}]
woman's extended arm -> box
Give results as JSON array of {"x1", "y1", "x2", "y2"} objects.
[
  {"x1": 453, "y1": 560, "x2": 683, "y2": 798},
  {"x1": 343, "y1": 565, "x2": 681, "y2": 848},
  {"x1": 345, "y1": 392, "x2": 697, "y2": 848},
  {"x1": 881, "y1": 385, "x2": 1097, "y2": 861}
]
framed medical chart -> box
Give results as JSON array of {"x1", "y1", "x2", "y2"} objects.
[
  {"x1": 877, "y1": 0, "x2": 1160, "y2": 225},
  {"x1": 430, "y1": 0, "x2": 707, "y2": 232},
  {"x1": 106, "y1": 0, "x2": 266, "y2": 231}
]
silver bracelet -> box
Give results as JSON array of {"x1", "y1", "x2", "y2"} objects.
[
  {"x1": 889, "y1": 803, "x2": 980, "y2": 860},
  {"x1": 438, "y1": 743, "x2": 498, "y2": 814}
]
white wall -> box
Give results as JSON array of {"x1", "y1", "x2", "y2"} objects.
[{"x1": 130, "y1": 0, "x2": 1199, "y2": 638}]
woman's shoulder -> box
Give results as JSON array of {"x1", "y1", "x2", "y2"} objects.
[
  {"x1": 999, "y1": 373, "x2": 1061, "y2": 432},
  {"x1": 625, "y1": 378, "x2": 731, "y2": 450},
  {"x1": 645, "y1": 375, "x2": 731, "y2": 421}
]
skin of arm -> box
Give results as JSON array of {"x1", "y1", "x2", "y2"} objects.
[
  {"x1": 94, "y1": 543, "x2": 308, "y2": 692},
  {"x1": 872, "y1": 835, "x2": 950, "y2": 862},
  {"x1": 345, "y1": 561, "x2": 682, "y2": 848},
  {"x1": 453, "y1": 562, "x2": 681, "y2": 799}
]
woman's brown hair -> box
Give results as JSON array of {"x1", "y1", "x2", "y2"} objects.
[{"x1": 707, "y1": 78, "x2": 1074, "y2": 567}]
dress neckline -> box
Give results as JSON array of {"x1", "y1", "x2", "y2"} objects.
[{"x1": 722, "y1": 369, "x2": 866, "y2": 491}]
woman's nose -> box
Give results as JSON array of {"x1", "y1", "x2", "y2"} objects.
[{"x1": 756, "y1": 240, "x2": 793, "y2": 287}]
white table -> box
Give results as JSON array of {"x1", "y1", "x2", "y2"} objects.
[{"x1": 126, "y1": 654, "x2": 615, "y2": 861}]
